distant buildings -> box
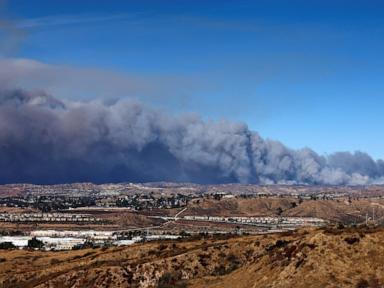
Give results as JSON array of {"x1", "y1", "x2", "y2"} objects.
[
  {"x1": 182, "y1": 215, "x2": 326, "y2": 228},
  {"x1": 0, "y1": 230, "x2": 181, "y2": 251},
  {"x1": 0, "y1": 213, "x2": 100, "y2": 223}
]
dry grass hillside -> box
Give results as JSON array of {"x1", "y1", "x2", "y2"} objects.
[
  {"x1": 183, "y1": 197, "x2": 384, "y2": 223},
  {"x1": 1, "y1": 226, "x2": 384, "y2": 287}
]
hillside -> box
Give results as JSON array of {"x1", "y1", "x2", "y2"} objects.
[
  {"x1": 0, "y1": 226, "x2": 384, "y2": 287},
  {"x1": 179, "y1": 197, "x2": 384, "y2": 224}
]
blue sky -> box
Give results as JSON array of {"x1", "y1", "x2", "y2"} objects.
[{"x1": 2, "y1": 0, "x2": 384, "y2": 159}]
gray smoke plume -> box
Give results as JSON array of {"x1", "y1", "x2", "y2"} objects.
[{"x1": 0, "y1": 88, "x2": 383, "y2": 185}]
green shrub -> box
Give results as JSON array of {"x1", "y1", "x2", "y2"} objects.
[{"x1": 0, "y1": 242, "x2": 16, "y2": 249}]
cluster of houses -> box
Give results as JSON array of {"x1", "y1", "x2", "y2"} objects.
[
  {"x1": 182, "y1": 215, "x2": 327, "y2": 228},
  {"x1": 30, "y1": 229, "x2": 115, "y2": 239},
  {"x1": 0, "y1": 213, "x2": 100, "y2": 223},
  {"x1": 0, "y1": 192, "x2": 192, "y2": 212},
  {"x1": 114, "y1": 194, "x2": 189, "y2": 209}
]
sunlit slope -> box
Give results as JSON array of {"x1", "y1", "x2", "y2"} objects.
[{"x1": 0, "y1": 227, "x2": 384, "y2": 287}]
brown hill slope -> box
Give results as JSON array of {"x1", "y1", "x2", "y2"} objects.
[
  {"x1": 183, "y1": 197, "x2": 384, "y2": 223},
  {"x1": 1, "y1": 227, "x2": 384, "y2": 287}
]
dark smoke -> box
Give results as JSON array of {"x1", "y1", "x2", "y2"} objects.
[{"x1": 0, "y1": 89, "x2": 383, "y2": 185}]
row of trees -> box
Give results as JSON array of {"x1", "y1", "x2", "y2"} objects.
[{"x1": 0, "y1": 237, "x2": 44, "y2": 250}]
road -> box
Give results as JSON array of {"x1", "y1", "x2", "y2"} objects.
[{"x1": 174, "y1": 207, "x2": 188, "y2": 220}]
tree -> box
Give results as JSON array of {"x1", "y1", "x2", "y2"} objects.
[
  {"x1": 276, "y1": 207, "x2": 283, "y2": 216},
  {"x1": 28, "y1": 237, "x2": 44, "y2": 249},
  {"x1": 298, "y1": 197, "x2": 303, "y2": 204},
  {"x1": 0, "y1": 242, "x2": 16, "y2": 249},
  {"x1": 179, "y1": 230, "x2": 190, "y2": 237}
]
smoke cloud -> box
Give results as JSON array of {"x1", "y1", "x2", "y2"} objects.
[{"x1": 0, "y1": 88, "x2": 383, "y2": 185}]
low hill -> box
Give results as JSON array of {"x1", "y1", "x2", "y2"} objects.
[
  {"x1": 1, "y1": 227, "x2": 384, "y2": 287},
  {"x1": 182, "y1": 197, "x2": 384, "y2": 224}
]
